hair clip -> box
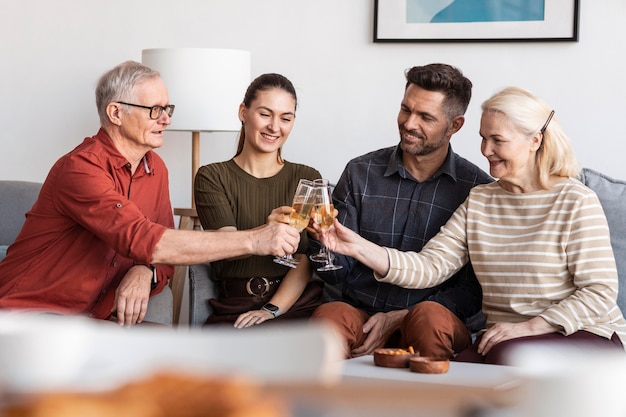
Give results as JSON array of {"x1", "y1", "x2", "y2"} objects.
[{"x1": 540, "y1": 110, "x2": 555, "y2": 135}]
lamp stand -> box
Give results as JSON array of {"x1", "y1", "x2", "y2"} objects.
[
  {"x1": 173, "y1": 130, "x2": 202, "y2": 228},
  {"x1": 191, "y1": 130, "x2": 200, "y2": 208},
  {"x1": 171, "y1": 130, "x2": 203, "y2": 326}
]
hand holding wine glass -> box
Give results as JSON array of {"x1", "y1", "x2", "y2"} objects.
[
  {"x1": 273, "y1": 179, "x2": 315, "y2": 268},
  {"x1": 318, "y1": 217, "x2": 391, "y2": 277},
  {"x1": 311, "y1": 179, "x2": 342, "y2": 271}
]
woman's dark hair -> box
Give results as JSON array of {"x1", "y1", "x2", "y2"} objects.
[
  {"x1": 404, "y1": 63, "x2": 472, "y2": 120},
  {"x1": 234, "y1": 73, "x2": 297, "y2": 162}
]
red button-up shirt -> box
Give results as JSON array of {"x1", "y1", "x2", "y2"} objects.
[{"x1": 0, "y1": 129, "x2": 175, "y2": 318}]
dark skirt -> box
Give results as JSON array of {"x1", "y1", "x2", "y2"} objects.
[
  {"x1": 454, "y1": 330, "x2": 624, "y2": 365},
  {"x1": 204, "y1": 279, "x2": 324, "y2": 326}
]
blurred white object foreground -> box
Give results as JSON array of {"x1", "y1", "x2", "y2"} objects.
[
  {"x1": 505, "y1": 342, "x2": 626, "y2": 417},
  {"x1": 0, "y1": 312, "x2": 344, "y2": 393}
]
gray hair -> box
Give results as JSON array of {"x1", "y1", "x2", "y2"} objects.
[{"x1": 95, "y1": 61, "x2": 160, "y2": 126}]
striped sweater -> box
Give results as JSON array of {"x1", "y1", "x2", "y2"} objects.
[{"x1": 376, "y1": 179, "x2": 626, "y2": 345}]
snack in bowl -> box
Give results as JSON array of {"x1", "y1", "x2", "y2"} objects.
[
  {"x1": 373, "y1": 346, "x2": 418, "y2": 368},
  {"x1": 409, "y1": 356, "x2": 450, "y2": 374},
  {"x1": 3, "y1": 372, "x2": 289, "y2": 417}
]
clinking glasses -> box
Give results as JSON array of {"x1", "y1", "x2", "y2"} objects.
[{"x1": 117, "y1": 102, "x2": 175, "y2": 120}]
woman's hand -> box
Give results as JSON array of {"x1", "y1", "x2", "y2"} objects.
[
  {"x1": 320, "y1": 218, "x2": 365, "y2": 258},
  {"x1": 478, "y1": 317, "x2": 558, "y2": 355},
  {"x1": 315, "y1": 218, "x2": 391, "y2": 276},
  {"x1": 267, "y1": 206, "x2": 292, "y2": 225},
  {"x1": 234, "y1": 309, "x2": 274, "y2": 329}
]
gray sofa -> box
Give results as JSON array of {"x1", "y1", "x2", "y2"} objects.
[
  {"x1": 187, "y1": 168, "x2": 626, "y2": 327},
  {"x1": 0, "y1": 180, "x2": 173, "y2": 325},
  {"x1": 0, "y1": 181, "x2": 42, "y2": 259}
]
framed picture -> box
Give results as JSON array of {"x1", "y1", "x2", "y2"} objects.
[{"x1": 374, "y1": 0, "x2": 580, "y2": 43}]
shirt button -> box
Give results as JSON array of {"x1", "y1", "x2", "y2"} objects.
[{"x1": 116, "y1": 203, "x2": 122, "y2": 208}]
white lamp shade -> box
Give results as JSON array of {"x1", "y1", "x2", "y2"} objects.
[{"x1": 142, "y1": 48, "x2": 251, "y2": 132}]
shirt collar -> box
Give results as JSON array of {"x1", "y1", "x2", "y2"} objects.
[
  {"x1": 96, "y1": 128, "x2": 154, "y2": 175},
  {"x1": 384, "y1": 143, "x2": 458, "y2": 183}
]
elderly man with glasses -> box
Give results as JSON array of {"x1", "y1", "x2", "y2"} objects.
[{"x1": 0, "y1": 61, "x2": 300, "y2": 326}]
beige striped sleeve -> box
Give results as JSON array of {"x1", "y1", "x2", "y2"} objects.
[
  {"x1": 539, "y1": 191, "x2": 619, "y2": 335},
  {"x1": 373, "y1": 208, "x2": 470, "y2": 289}
]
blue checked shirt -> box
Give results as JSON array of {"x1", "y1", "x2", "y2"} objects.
[{"x1": 312, "y1": 144, "x2": 493, "y2": 323}]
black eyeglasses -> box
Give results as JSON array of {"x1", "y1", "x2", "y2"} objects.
[{"x1": 117, "y1": 102, "x2": 175, "y2": 120}]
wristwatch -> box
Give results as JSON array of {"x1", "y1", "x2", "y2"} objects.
[
  {"x1": 149, "y1": 265, "x2": 158, "y2": 290},
  {"x1": 262, "y1": 303, "x2": 281, "y2": 317}
]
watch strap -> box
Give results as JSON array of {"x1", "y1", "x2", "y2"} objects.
[
  {"x1": 262, "y1": 303, "x2": 281, "y2": 317},
  {"x1": 149, "y1": 265, "x2": 158, "y2": 290}
]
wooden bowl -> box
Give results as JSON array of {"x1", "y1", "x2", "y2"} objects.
[
  {"x1": 373, "y1": 348, "x2": 418, "y2": 368},
  {"x1": 409, "y1": 356, "x2": 450, "y2": 374}
]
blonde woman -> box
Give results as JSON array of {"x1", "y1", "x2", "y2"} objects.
[{"x1": 320, "y1": 87, "x2": 626, "y2": 364}]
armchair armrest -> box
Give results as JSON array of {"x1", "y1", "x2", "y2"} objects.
[{"x1": 188, "y1": 263, "x2": 218, "y2": 327}]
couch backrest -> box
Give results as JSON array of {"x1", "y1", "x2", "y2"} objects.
[
  {"x1": 0, "y1": 181, "x2": 42, "y2": 247},
  {"x1": 579, "y1": 168, "x2": 626, "y2": 313}
]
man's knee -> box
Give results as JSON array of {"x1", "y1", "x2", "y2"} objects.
[
  {"x1": 402, "y1": 301, "x2": 471, "y2": 357},
  {"x1": 311, "y1": 301, "x2": 368, "y2": 354},
  {"x1": 311, "y1": 301, "x2": 337, "y2": 320},
  {"x1": 312, "y1": 301, "x2": 361, "y2": 325},
  {"x1": 407, "y1": 300, "x2": 445, "y2": 318}
]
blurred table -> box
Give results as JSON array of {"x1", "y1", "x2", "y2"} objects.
[
  {"x1": 268, "y1": 356, "x2": 524, "y2": 417},
  {"x1": 341, "y1": 355, "x2": 520, "y2": 389}
]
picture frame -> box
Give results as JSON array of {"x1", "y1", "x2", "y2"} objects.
[{"x1": 373, "y1": 0, "x2": 580, "y2": 43}]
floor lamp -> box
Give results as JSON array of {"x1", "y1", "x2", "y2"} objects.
[{"x1": 142, "y1": 48, "x2": 251, "y2": 325}]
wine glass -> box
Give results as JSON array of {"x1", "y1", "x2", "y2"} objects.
[
  {"x1": 309, "y1": 179, "x2": 331, "y2": 263},
  {"x1": 273, "y1": 179, "x2": 315, "y2": 268},
  {"x1": 311, "y1": 180, "x2": 343, "y2": 272}
]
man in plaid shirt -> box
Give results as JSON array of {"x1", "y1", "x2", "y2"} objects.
[{"x1": 310, "y1": 64, "x2": 492, "y2": 359}]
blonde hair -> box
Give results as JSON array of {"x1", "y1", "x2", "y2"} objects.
[{"x1": 481, "y1": 87, "x2": 580, "y2": 188}]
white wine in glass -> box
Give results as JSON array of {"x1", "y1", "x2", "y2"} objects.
[
  {"x1": 274, "y1": 179, "x2": 315, "y2": 268},
  {"x1": 312, "y1": 180, "x2": 343, "y2": 271},
  {"x1": 289, "y1": 200, "x2": 315, "y2": 232},
  {"x1": 310, "y1": 179, "x2": 332, "y2": 262}
]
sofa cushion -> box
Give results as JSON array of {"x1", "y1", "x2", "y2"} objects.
[
  {"x1": 144, "y1": 285, "x2": 174, "y2": 327},
  {"x1": 188, "y1": 263, "x2": 216, "y2": 327},
  {"x1": 0, "y1": 181, "x2": 42, "y2": 246},
  {"x1": 579, "y1": 168, "x2": 626, "y2": 312}
]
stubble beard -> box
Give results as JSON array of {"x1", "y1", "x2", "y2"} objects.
[{"x1": 399, "y1": 128, "x2": 447, "y2": 157}]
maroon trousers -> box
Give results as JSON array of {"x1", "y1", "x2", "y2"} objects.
[
  {"x1": 311, "y1": 300, "x2": 471, "y2": 359},
  {"x1": 455, "y1": 330, "x2": 624, "y2": 365}
]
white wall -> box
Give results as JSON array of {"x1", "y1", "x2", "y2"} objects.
[{"x1": 1, "y1": 0, "x2": 625, "y2": 214}]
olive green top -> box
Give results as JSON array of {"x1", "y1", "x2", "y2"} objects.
[{"x1": 194, "y1": 159, "x2": 321, "y2": 280}]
